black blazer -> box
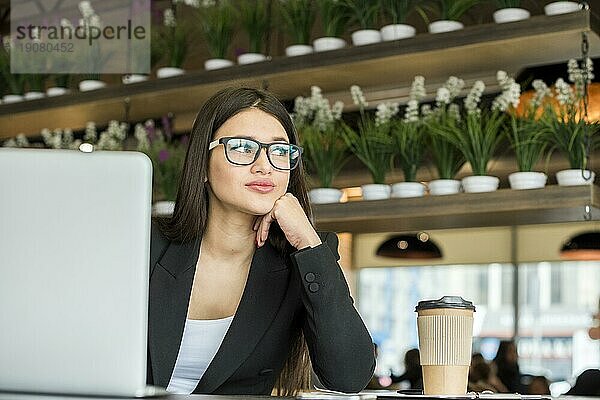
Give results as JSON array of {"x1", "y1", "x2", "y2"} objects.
[{"x1": 146, "y1": 222, "x2": 375, "y2": 395}]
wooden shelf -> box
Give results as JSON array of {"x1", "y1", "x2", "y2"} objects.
[
  {"x1": 313, "y1": 185, "x2": 600, "y2": 233},
  {"x1": 1, "y1": 10, "x2": 599, "y2": 139}
]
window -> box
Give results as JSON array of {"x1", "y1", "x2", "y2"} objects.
[{"x1": 358, "y1": 261, "x2": 600, "y2": 381}]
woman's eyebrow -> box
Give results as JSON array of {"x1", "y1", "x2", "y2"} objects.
[{"x1": 235, "y1": 134, "x2": 289, "y2": 142}]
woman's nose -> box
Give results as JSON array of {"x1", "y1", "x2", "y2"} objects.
[{"x1": 251, "y1": 147, "x2": 273, "y2": 173}]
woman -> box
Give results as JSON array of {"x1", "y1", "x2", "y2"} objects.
[
  {"x1": 492, "y1": 341, "x2": 525, "y2": 393},
  {"x1": 146, "y1": 87, "x2": 375, "y2": 396}
]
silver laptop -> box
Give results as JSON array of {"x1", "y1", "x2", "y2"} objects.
[{"x1": 0, "y1": 147, "x2": 165, "y2": 397}]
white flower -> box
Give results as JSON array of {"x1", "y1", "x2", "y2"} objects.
[
  {"x1": 15, "y1": 134, "x2": 29, "y2": 147},
  {"x1": 134, "y1": 123, "x2": 150, "y2": 151},
  {"x1": 88, "y1": 14, "x2": 102, "y2": 28},
  {"x1": 84, "y1": 121, "x2": 97, "y2": 142},
  {"x1": 163, "y1": 8, "x2": 177, "y2": 27},
  {"x1": 331, "y1": 101, "x2": 344, "y2": 120},
  {"x1": 465, "y1": 80, "x2": 485, "y2": 115},
  {"x1": 409, "y1": 76, "x2": 426, "y2": 102},
  {"x1": 60, "y1": 18, "x2": 74, "y2": 29},
  {"x1": 531, "y1": 79, "x2": 551, "y2": 108},
  {"x1": 435, "y1": 87, "x2": 451, "y2": 107},
  {"x1": 444, "y1": 76, "x2": 465, "y2": 100},
  {"x1": 375, "y1": 102, "x2": 399, "y2": 126},
  {"x1": 350, "y1": 85, "x2": 368, "y2": 108},
  {"x1": 3, "y1": 138, "x2": 17, "y2": 147},
  {"x1": 421, "y1": 104, "x2": 432, "y2": 117},
  {"x1": 2, "y1": 35, "x2": 12, "y2": 51},
  {"x1": 554, "y1": 78, "x2": 574, "y2": 105},
  {"x1": 78, "y1": 1, "x2": 95, "y2": 19},
  {"x1": 492, "y1": 71, "x2": 520, "y2": 112},
  {"x1": 402, "y1": 100, "x2": 418, "y2": 123},
  {"x1": 448, "y1": 104, "x2": 461, "y2": 121},
  {"x1": 31, "y1": 27, "x2": 41, "y2": 42}
]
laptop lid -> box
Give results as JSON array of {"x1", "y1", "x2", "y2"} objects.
[{"x1": 0, "y1": 148, "x2": 153, "y2": 397}]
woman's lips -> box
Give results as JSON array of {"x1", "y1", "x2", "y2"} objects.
[{"x1": 246, "y1": 182, "x2": 275, "y2": 193}]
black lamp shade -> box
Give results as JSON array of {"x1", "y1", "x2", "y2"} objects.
[
  {"x1": 560, "y1": 231, "x2": 600, "y2": 261},
  {"x1": 376, "y1": 233, "x2": 442, "y2": 259}
]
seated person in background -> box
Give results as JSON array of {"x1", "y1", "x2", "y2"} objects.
[
  {"x1": 366, "y1": 343, "x2": 392, "y2": 390},
  {"x1": 469, "y1": 353, "x2": 508, "y2": 393},
  {"x1": 566, "y1": 369, "x2": 600, "y2": 396},
  {"x1": 391, "y1": 348, "x2": 423, "y2": 390},
  {"x1": 528, "y1": 376, "x2": 550, "y2": 395},
  {"x1": 493, "y1": 340, "x2": 526, "y2": 393}
]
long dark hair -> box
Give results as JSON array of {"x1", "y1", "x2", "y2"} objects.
[{"x1": 155, "y1": 86, "x2": 313, "y2": 395}]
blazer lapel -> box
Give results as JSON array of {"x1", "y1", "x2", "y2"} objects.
[
  {"x1": 148, "y1": 236, "x2": 201, "y2": 388},
  {"x1": 194, "y1": 240, "x2": 290, "y2": 393},
  {"x1": 148, "y1": 236, "x2": 290, "y2": 392}
]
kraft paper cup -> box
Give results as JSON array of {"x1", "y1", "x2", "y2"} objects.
[{"x1": 415, "y1": 296, "x2": 475, "y2": 395}]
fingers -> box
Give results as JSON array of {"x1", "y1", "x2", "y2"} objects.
[{"x1": 258, "y1": 210, "x2": 274, "y2": 247}]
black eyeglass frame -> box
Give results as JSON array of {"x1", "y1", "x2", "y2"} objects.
[{"x1": 208, "y1": 136, "x2": 303, "y2": 171}]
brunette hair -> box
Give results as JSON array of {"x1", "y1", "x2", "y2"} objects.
[{"x1": 155, "y1": 86, "x2": 313, "y2": 395}]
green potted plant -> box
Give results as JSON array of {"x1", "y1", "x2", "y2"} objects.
[
  {"x1": 492, "y1": 0, "x2": 531, "y2": 23},
  {"x1": 156, "y1": 2, "x2": 194, "y2": 78},
  {"x1": 342, "y1": 0, "x2": 382, "y2": 46},
  {"x1": 342, "y1": 85, "x2": 394, "y2": 200},
  {"x1": 135, "y1": 118, "x2": 187, "y2": 215},
  {"x1": 425, "y1": 76, "x2": 467, "y2": 195},
  {"x1": 74, "y1": 3, "x2": 110, "y2": 91},
  {"x1": 379, "y1": 0, "x2": 417, "y2": 41},
  {"x1": 418, "y1": 0, "x2": 481, "y2": 33},
  {"x1": 389, "y1": 76, "x2": 427, "y2": 198},
  {"x1": 279, "y1": 0, "x2": 316, "y2": 56},
  {"x1": 293, "y1": 86, "x2": 350, "y2": 204},
  {"x1": 430, "y1": 73, "x2": 516, "y2": 193},
  {"x1": 313, "y1": 0, "x2": 350, "y2": 52},
  {"x1": 24, "y1": 73, "x2": 47, "y2": 100},
  {"x1": 238, "y1": 0, "x2": 271, "y2": 64},
  {"x1": 505, "y1": 79, "x2": 550, "y2": 190},
  {"x1": 540, "y1": 59, "x2": 599, "y2": 186},
  {"x1": 0, "y1": 36, "x2": 26, "y2": 103},
  {"x1": 199, "y1": 1, "x2": 237, "y2": 69}
]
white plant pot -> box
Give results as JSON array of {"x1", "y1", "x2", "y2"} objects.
[
  {"x1": 152, "y1": 200, "x2": 175, "y2": 216},
  {"x1": 351, "y1": 29, "x2": 382, "y2": 46},
  {"x1": 156, "y1": 67, "x2": 185, "y2": 78},
  {"x1": 2, "y1": 94, "x2": 24, "y2": 103},
  {"x1": 508, "y1": 171, "x2": 547, "y2": 190},
  {"x1": 428, "y1": 179, "x2": 462, "y2": 196},
  {"x1": 237, "y1": 53, "x2": 268, "y2": 65},
  {"x1": 204, "y1": 58, "x2": 235, "y2": 70},
  {"x1": 24, "y1": 91, "x2": 45, "y2": 100},
  {"x1": 79, "y1": 79, "x2": 106, "y2": 91},
  {"x1": 46, "y1": 87, "x2": 70, "y2": 97},
  {"x1": 461, "y1": 175, "x2": 500, "y2": 193},
  {"x1": 361, "y1": 184, "x2": 391, "y2": 201},
  {"x1": 380, "y1": 24, "x2": 416, "y2": 41},
  {"x1": 544, "y1": 1, "x2": 581, "y2": 15},
  {"x1": 556, "y1": 169, "x2": 596, "y2": 186},
  {"x1": 428, "y1": 20, "x2": 464, "y2": 34},
  {"x1": 309, "y1": 188, "x2": 343, "y2": 204},
  {"x1": 313, "y1": 37, "x2": 347, "y2": 52},
  {"x1": 493, "y1": 8, "x2": 531, "y2": 23},
  {"x1": 122, "y1": 74, "x2": 149, "y2": 84},
  {"x1": 285, "y1": 44, "x2": 314, "y2": 57},
  {"x1": 391, "y1": 182, "x2": 426, "y2": 198}
]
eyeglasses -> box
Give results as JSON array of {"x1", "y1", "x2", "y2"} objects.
[{"x1": 208, "y1": 137, "x2": 303, "y2": 171}]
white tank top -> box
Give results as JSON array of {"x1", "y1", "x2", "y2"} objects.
[{"x1": 166, "y1": 315, "x2": 234, "y2": 394}]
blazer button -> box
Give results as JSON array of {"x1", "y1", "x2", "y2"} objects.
[
  {"x1": 308, "y1": 282, "x2": 320, "y2": 293},
  {"x1": 304, "y1": 272, "x2": 316, "y2": 282}
]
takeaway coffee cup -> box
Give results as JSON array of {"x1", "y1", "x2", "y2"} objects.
[{"x1": 415, "y1": 296, "x2": 476, "y2": 395}]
